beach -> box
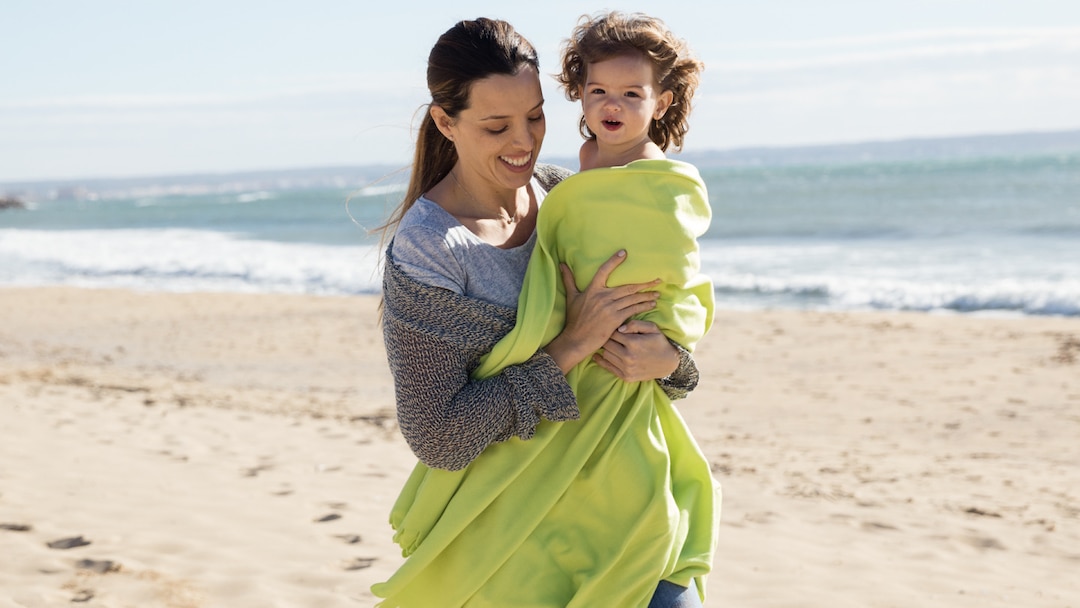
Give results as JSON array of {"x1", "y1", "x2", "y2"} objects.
[{"x1": 1, "y1": 287, "x2": 1078, "y2": 607}]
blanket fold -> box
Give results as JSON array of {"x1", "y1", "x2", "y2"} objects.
[{"x1": 373, "y1": 159, "x2": 720, "y2": 608}]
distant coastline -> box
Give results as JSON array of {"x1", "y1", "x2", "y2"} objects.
[
  {"x1": 677, "y1": 128, "x2": 1080, "y2": 169},
  {"x1": 0, "y1": 196, "x2": 27, "y2": 210},
  {"x1": 3, "y1": 128, "x2": 1079, "y2": 203}
]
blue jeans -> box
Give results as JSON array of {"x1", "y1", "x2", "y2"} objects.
[{"x1": 649, "y1": 579, "x2": 702, "y2": 608}]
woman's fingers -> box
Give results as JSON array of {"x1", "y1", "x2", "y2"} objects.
[
  {"x1": 616, "y1": 291, "x2": 659, "y2": 318},
  {"x1": 559, "y1": 262, "x2": 578, "y2": 295},
  {"x1": 591, "y1": 351, "x2": 625, "y2": 380},
  {"x1": 594, "y1": 327, "x2": 679, "y2": 382},
  {"x1": 553, "y1": 249, "x2": 663, "y2": 370},
  {"x1": 618, "y1": 319, "x2": 662, "y2": 335},
  {"x1": 583, "y1": 251, "x2": 661, "y2": 317},
  {"x1": 586, "y1": 249, "x2": 628, "y2": 290},
  {"x1": 588, "y1": 250, "x2": 662, "y2": 298}
]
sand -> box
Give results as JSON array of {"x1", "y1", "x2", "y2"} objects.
[{"x1": 1, "y1": 286, "x2": 1078, "y2": 607}]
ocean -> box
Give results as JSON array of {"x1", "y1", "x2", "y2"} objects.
[{"x1": 2, "y1": 149, "x2": 1079, "y2": 317}]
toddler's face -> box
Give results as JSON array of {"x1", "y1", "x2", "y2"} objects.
[{"x1": 580, "y1": 53, "x2": 672, "y2": 148}]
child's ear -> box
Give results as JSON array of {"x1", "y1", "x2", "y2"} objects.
[
  {"x1": 430, "y1": 105, "x2": 456, "y2": 141},
  {"x1": 654, "y1": 90, "x2": 675, "y2": 119}
]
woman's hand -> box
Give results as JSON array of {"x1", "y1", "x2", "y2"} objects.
[
  {"x1": 543, "y1": 250, "x2": 661, "y2": 374},
  {"x1": 592, "y1": 320, "x2": 679, "y2": 383}
]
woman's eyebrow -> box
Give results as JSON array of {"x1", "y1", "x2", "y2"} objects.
[{"x1": 478, "y1": 99, "x2": 545, "y2": 121}]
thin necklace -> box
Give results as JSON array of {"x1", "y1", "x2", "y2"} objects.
[{"x1": 450, "y1": 169, "x2": 519, "y2": 224}]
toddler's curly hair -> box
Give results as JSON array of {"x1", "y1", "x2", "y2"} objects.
[{"x1": 557, "y1": 11, "x2": 704, "y2": 152}]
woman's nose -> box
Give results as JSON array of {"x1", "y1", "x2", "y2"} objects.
[{"x1": 510, "y1": 123, "x2": 535, "y2": 149}]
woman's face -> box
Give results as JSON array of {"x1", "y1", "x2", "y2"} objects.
[{"x1": 436, "y1": 66, "x2": 546, "y2": 192}]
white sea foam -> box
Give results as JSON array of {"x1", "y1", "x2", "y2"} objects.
[
  {"x1": 0, "y1": 229, "x2": 382, "y2": 295},
  {"x1": 702, "y1": 239, "x2": 1080, "y2": 316},
  {"x1": 235, "y1": 191, "x2": 276, "y2": 203},
  {"x1": 4, "y1": 227, "x2": 1075, "y2": 316},
  {"x1": 356, "y1": 182, "x2": 406, "y2": 197}
]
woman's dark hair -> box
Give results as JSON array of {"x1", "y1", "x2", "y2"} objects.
[{"x1": 378, "y1": 18, "x2": 540, "y2": 239}]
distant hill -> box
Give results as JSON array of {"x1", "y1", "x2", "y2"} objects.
[
  {"x1": 675, "y1": 128, "x2": 1080, "y2": 168},
  {"x1": 4, "y1": 129, "x2": 1079, "y2": 202}
]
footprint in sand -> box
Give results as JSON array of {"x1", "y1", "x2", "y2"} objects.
[
  {"x1": 314, "y1": 513, "x2": 342, "y2": 523},
  {"x1": 71, "y1": 589, "x2": 94, "y2": 603},
  {"x1": 241, "y1": 464, "x2": 274, "y2": 477},
  {"x1": 76, "y1": 559, "x2": 121, "y2": 574},
  {"x1": 47, "y1": 536, "x2": 91, "y2": 550},
  {"x1": 860, "y1": 521, "x2": 899, "y2": 531},
  {"x1": 0, "y1": 523, "x2": 32, "y2": 532},
  {"x1": 343, "y1": 557, "x2": 376, "y2": 571},
  {"x1": 335, "y1": 534, "x2": 362, "y2": 544},
  {"x1": 962, "y1": 533, "x2": 1007, "y2": 550}
]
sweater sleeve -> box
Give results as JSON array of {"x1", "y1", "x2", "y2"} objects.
[
  {"x1": 657, "y1": 339, "x2": 700, "y2": 401},
  {"x1": 382, "y1": 251, "x2": 578, "y2": 471}
]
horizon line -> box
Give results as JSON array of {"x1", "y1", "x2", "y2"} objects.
[{"x1": 4, "y1": 126, "x2": 1080, "y2": 188}]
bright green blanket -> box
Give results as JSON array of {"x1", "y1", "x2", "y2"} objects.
[{"x1": 373, "y1": 159, "x2": 720, "y2": 607}]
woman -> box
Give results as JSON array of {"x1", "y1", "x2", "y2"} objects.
[{"x1": 373, "y1": 18, "x2": 711, "y2": 608}]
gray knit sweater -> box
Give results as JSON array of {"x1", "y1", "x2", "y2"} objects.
[
  {"x1": 382, "y1": 164, "x2": 700, "y2": 471},
  {"x1": 382, "y1": 248, "x2": 580, "y2": 471}
]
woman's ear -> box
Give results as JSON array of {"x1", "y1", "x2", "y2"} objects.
[
  {"x1": 430, "y1": 105, "x2": 455, "y2": 141},
  {"x1": 654, "y1": 90, "x2": 675, "y2": 120}
]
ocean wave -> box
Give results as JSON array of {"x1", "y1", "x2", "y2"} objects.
[
  {"x1": 355, "y1": 182, "x2": 407, "y2": 197},
  {"x1": 710, "y1": 272, "x2": 1080, "y2": 316},
  {"x1": 3, "y1": 228, "x2": 1078, "y2": 317},
  {"x1": 235, "y1": 191, "x2": 276, "y2": 203},
  {"x1": 0, "y1": 229, "x2": 382, "y2": 295}
]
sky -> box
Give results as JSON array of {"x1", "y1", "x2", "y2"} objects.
[{"x1": 2, "y1": 0, "x2": 1079, "y2": 182}]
